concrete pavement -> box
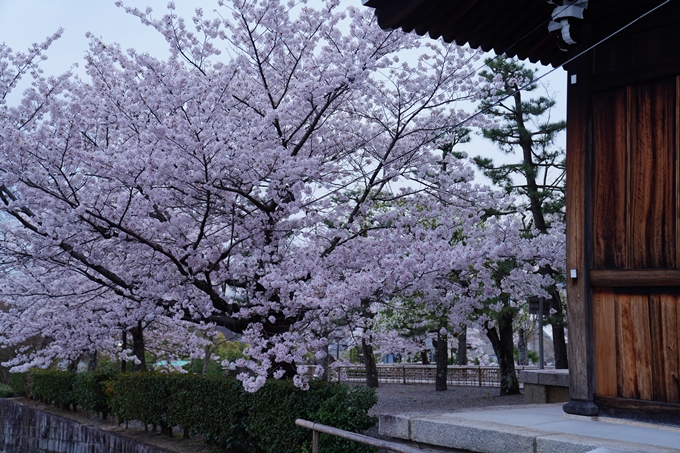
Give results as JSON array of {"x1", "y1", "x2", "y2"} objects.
[{"x1": 378, "y1": 403, "x2": 680, "y2": 453}]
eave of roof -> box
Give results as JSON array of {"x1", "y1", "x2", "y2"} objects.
[
  {"x1": 363, "y1": 0, "x2": 562, "y2": 66},
  {"x1": 362, "y1": 0, "x2": 669, "y2": 68}
]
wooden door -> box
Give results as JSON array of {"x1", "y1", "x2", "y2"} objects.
[{"x1": 591, "y1": 76, "x2": 680, "y2": 407}]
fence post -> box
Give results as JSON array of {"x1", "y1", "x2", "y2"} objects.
[
  {"x1": 402, "y1": 366, "x2": 406, "y2": 384},
  {"x1": 312, "y1": 429, "x2": 319, "y2": 453},
  {"x1": 478, "y1": 367, "x2": 482, "y2": 386}
]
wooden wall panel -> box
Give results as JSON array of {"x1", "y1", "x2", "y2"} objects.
[
  {"x1": 648, "y1": 293, "x2": 667, "y2": 402},
  {"x1": 677, "y1": 76, "x2": 680, "y2": 268},
  {"x1": 594, "y1": 290, "x2": 617, "y2": 397},
  {"x1": 592, "y1": 88, "x2": 628, "y2": 269},
  {"x1": 676, "y1": 294, "x2": 680, "y2": 402},
  {"x1": 629, "y1": 293, "x2": 653, "y2": 401},
  {"x1": 595, "y1": 289, "x2": 680, "y2": 404},
  {"x1": 615, "y1": 293, "x2": 653, "y2": 400},
  {"x1": 615, "y1": 294, "x2": 636, "y2": 399},
  {"x1": 585, "y1": 8, "x2": 680, "y2": 418},
  {"x1": 658, "y1": 293, "x2": 680, "y2": 403},
  {"x1": 628, "y1": 78, "x2": 676, "y2": 269},
  {"x1": 591, "y1": 77, "x2": 678, "y2": 272}
]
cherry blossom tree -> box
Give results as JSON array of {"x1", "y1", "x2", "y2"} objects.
[{"x1": 0, "y1": 0, "x2": 558, "y2": 391}]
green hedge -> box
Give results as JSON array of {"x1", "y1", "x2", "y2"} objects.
[
  {"x1": 30, "y1": 369, "x2": 77, "y2": 410},
  {"x1": 244, "y1": 379, "x2": 377, "y2": 453},
  {"x1": 0, "y1": 383, "x2": 15, "y2": 398},
  {"x1": 72, "y1": 371, "x2": 114, "y2": 419},
  {"x1": 7, "y1": 370, "x2": 377, "y2": 453},
  {"x1": 9, "y1": 373, "x2": 28, "y2": 397}
]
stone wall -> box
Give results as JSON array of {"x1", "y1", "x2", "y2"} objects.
[{"x1": 0, "y1": 399, "x2": 173, "y2": 453}]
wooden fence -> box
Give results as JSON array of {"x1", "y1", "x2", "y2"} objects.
[
  {"x1": 296, "y1": 419, "x2": 423, "y2": 453},
  {"x1": 329, "y1": 365, "x2": 540, "y2": 388}
]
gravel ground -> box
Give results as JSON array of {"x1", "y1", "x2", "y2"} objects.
[{"x1": 370, "y1": 383, "x2": 526, "y2": 416}]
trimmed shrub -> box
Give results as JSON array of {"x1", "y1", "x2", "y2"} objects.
[
  {"x1": 30, "y1": 369, "x2": 76, "y2": 410},
  {"x1": 244, "y1": 380, "x2": 377, "y2": 453},
  {"x1": 72, "y1": 370, "x2": 114, "y2": 419},
  {"x1": 10, "y1": 370, "x2": 377, "y2": 452},
  {"x1": 165, "y1": 374, "x2": 242, "y2": 442},
  {"x1": 108, "y1": 372, "x2": 172, "y2": 431},
  {"x1": 311, "y1": 384, "x2": 377, "y2": 453},
  {"x1": 0, "y1": 383, "x2": 15, "y2": 398},
  {"x1": 243, "y1": 379, "x2": 312, "y2": 453},
  {"x1": 9, "y1": 373, "x2": 28, "y2": 398}
]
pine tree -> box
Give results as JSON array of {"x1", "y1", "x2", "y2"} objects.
[{"x1": 475, "y1": 57, "x2": 568, "y2": 369}]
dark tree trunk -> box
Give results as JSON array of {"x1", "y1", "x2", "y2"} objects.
[
  {"x1": 67, "y1": 358, "x2": 78, "y2": 372},
  {"x1": 269, "y1": 361, "x2": 297, "y2": 379},
  {"x1": 202, "y1": 344, "x2": 212, "y2": 375},
  {"x1": 548, "y1": 288, "x2": 569, "y2": 369},
  {"x1": 517, "y1": 327, "x2": 528, "y2": 366},
  {"x1": 321, "y1": 342, "x2": 333, "y2": 382},
  {"x1": 435, "y1": 332, "x2": 448, "y2": 391},
  {"x1": 88, "y1": 350, "x2": 98, "y2": 371},
  {"x1": 486, "y1": 310, "x2": 520, "y2": 395},
  {"x1": 121, "y1": 330, "x2": 127, "y2": 373},
  {"x1": 130, "y1": 321, "x2": 146, "y2": 372},
  {"x1": 421, "y1": 349, "x2": 430, "y2": 365},
  {"x1": 362, "y1": 338, "x2": 379, "y2": 388},
  {"x1": 457, "y1": 326, "x2": 468, "y2": 365}
]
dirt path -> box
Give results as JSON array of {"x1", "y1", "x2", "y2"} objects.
[{"x1": 370, "y1": 383, "x2": 526, "y2": 415}]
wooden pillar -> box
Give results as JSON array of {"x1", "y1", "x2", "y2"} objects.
[{"x1": 563, "y1": 23, "x2": 598, "y2": 417}]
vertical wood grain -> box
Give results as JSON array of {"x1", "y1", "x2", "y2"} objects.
[
  {"x1": 594, "y1": 290, "x2": 617, "y2": 397},
  {"x1": 648, "y1": 292, "x2": 667, "y2": 402},
  {"x1": 677, "y1": 293, "x2": 680, "y2": 402},
  {"x1": 565, "y1": 44, "x2": 595, "y2": 402},
  {"x1": 676, "y1": 76, "x2": 680, "y2": 268},
  {"x1": 660, "y1": 293, "x2": 680, "y2": 403},
  {"x1": 629, "y1": 78, "x2": 676, "y2": 269},
  {"x1": 616, "y1": 293, "x2": 654, "y2": 400},
  {"x1": 592, "y1": 88, "x2": 628, "y2": 269},
  {"x1": 616, "y1": 294, "x2": 636, "y2": 398},
  {"x1": 631, "y1": 292, "x2": 653, "y2": 401}
]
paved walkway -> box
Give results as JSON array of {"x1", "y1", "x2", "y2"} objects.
[{"x1": 379, "y1": 403, "x2": 680, "y2": 453}]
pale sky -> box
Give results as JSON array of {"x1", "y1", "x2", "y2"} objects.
[
  {"x1": 0, "y1": 0, "x2": 240, "y2": 76},
  {"x1": 0, "y1": 0, "x2": 567, "y2": 174}
]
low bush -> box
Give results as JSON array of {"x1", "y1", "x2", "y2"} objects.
[
  {"x1": 30, "y1": 369, "x2": 77, "y2": 410},
  {"x1": 14, "y1": 369, "x2": 377, "y2": 452},
  {"x1": 108, "y1": 372, "x2": 173, "y2": 432},
  {"x1": 166, "y1": 374, "x2": 241, "y2": 442},
  {"x1": 312, "y1": 384, "x2": 377, "y2": 453},
  {"x1": 239, "y1": 379, "x2": 377, "y2": 453},
  {"x1": 9, "y1": 373, "x2": 27, "y2": 398},
  {"x1": 72, "y1": 370, "x2": 114, "y2": 419},
  {"x1": 0, "y1": 383, "x2": 15, "y2": 398}
]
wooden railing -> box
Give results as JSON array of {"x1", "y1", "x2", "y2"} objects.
[
  {"x1": 330, "y1": 364, "x2": 539, "y2": 388},
  {"x1": 295, "y1": 419, "x2": 423, "y2": 453}
]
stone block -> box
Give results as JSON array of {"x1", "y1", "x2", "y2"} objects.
[
  {"x1": 410, "y1": 416, "x2": 543, "y2": 453},
  {"x1": 519, "y1": 370, "x2": 539, "y2": 384},
  {"x1": 379, "y1": 414, "x2": 411, "y2": 439},
  {"x1": 537, "y1": 433, "x2": 680, "y2": 453},
  {"x1": 521, "y1": 369, "x2": 570, "y2": 387},
  {"x1": 537, "y1": 370, "x2": 570, "y2": 387},
  {"x1": 524, "y1": 383, "x2": 548, "y2": 404},
  {"x1": 586, "y1": 449, "x2": 629, "y2": 453},
  {"x1": 547, "y1": 385, "x2": 570, "y2": 403},
  {"x1": 535, "y1": 435, "x2": 603, "y2": 453}
]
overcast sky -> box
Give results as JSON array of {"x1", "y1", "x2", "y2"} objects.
[{"x1": 0, "y1": 0, "x2": 567, "y2": 173}]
